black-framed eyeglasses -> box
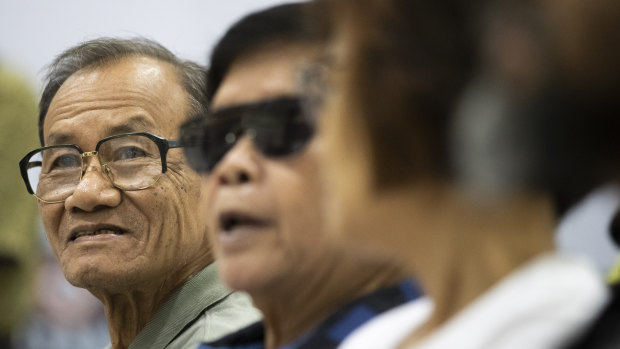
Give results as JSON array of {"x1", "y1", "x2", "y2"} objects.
[
  {"x1": 179, "y1": 96, "x2": 315, "y2": 173},
  {"x1": 19, "y1": 132, "x2": 183, "y2": 204}
]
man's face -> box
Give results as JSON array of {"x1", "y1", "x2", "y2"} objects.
[
  {"x1": 40, "y1": 56, "x2": 211, "y2": 294},
  {"x1": 206, "y1": 44, "x2": 325, "y2": 293}
]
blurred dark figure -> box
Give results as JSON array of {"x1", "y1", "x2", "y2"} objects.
[
  {"x1": 474, "y1": 0, "x2": 620, "y2": 208},
  {"x1": 0, "y1": 65, "x2": 39, "y2": 349},
  {"x1": 478, "y1": 1, "x2": 620, "y2": 347},
  {"x1": 314, "y1": 0, "x2": 613, "y2": 347}
]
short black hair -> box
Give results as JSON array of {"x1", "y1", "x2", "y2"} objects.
[
  {"x1": 38, "y1": 37, "x2": 208, "y2": 145},
  {"x1": 206, "y1": 2, "x2": 325, "y2": 103}
]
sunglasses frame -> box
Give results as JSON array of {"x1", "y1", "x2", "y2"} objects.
[{"x1": 180, "y1": 95, "x2": 315, "y2": 173}]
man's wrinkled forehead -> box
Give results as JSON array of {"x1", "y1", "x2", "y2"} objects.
[
  {"x1": 43, "y1": 56, "x2": 189, "y2": 144},
  {"x1": 46, "y1": 116, "x2": 155, "y2": 146}
]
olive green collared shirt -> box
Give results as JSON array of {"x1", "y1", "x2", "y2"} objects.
[{"x1": 104, "y1": 263, "x2": 261, "y2": 349}]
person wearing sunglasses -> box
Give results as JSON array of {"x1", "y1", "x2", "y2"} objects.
[
  {"x1": 180, "y1": 3, "x2": 421, "y2": 349},
  {"x1": 18, "y1": 38, "x2": 260, "y2": 349}
]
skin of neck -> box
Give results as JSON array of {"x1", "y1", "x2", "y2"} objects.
[
  {"x1": 391, "y1": 184, "x2": 556, "y2": 345},
  {"x1": 90, "y1": 254, "x2": 214, "y2": 349},
  {"x1": 251, "y1": 247, "x2": 408, "y2": 349}
]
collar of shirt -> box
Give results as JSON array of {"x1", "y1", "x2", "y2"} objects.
[
  {"x1": 199, "y1": 279, "x2": 421, "y2": 349},
  {"x1": 129, "y1": 263, "x2": 232, "y2": 349}
]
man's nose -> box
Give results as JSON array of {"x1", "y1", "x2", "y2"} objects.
[
  {"x1": 64, "y1": 158, "x2": 122, "y2": 212},
  {"x1": 214, "y1": 137, "x2": 262, "y2": 186}
]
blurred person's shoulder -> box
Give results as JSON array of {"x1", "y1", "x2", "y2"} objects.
[
  {"x1": 0, "y1": 63, "x2": 40, "y2": 344},
  {"x1": 338, "y1": 297, "x2": 432, "y2": 349},
  {"x1": 341, "y1": 253, "x2": 607, "y2": 349},
  {"x1": 417, "y1": 253, "x2": 606, "y2": 349}
]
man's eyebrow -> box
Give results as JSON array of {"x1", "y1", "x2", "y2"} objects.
[
  {"x1": 105, "y1": 116, "x2": 154, "y2": 135},
  {"x1": 46, "y1": 133, "x2": 73, "y2": 145}
]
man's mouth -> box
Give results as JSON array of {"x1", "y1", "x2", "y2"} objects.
[
  {"x1": 219, "y1": 212, "x2": 269, "y2": 233},
  {"x1": 71, "y1": 228, "x2": 126, "y2": 241}
]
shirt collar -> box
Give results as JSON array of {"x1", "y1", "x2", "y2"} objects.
[
  {"x1": 130, "y1": 263, "x2": 232, "y2": 349},
  {"x1": 200, "y1": 279, "x2": 421, "y2": 349}
]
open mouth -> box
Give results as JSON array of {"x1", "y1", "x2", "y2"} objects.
[
  {"x1": 219, "y1": 212, "x2": 269, "y2": 232},
  {"x1": 71, "y1": 228, "x2": 126, "y2": 241}
]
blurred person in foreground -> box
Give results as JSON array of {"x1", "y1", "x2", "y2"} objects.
[
  {"x1": 0, "y1": 64, "x2": 39, "y2": 349},
  {"x1": 18, "y1": 38, "x2": 260, "y2": 349},
  {"x1": 179, "y1": 3, "x2": 418, "y2": 349},
  {"x1": 311, "y1": 0, "x2": 612, "y2": 348},
  {"x1": 478, "y1": 1, "x2": 620, "y2": 347}
]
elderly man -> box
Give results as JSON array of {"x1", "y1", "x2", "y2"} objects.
[
  {"x1": 18, "y1": 38, "x2": 260, "y2": 349},
  {"x1": 180, "y1": 4, "x2": 420, "y2": 349}
]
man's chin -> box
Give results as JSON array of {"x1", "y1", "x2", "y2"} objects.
[
  {"x1": 218, "y1": 253, "x2": 287, "y2": 295},
  {"x1": 61, "y1": 262, "x2": 141, "y2": 294}
]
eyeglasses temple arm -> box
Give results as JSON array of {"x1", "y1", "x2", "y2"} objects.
[{"x1": 167, "y1": 140, "x2": 183, "y2": 149}]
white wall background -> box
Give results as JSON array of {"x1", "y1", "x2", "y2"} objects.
[{"x1": 0, "y1": 0, "x2": 299, "y2": 92}]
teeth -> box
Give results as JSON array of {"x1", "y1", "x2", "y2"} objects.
[
  {"x1": 73, "y1": 229, "x2": 122, "y2": 240},
  {"x1": 97, "y1": 229, "x2": 118, "y2": 235}
]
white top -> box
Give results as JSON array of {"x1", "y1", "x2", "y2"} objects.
[
  {"x1": 339, "y1": 253, "x2": 609, "y2": 349},
  {"x1": 555, "y1": 184, "x2": 620, "y2": 274}
]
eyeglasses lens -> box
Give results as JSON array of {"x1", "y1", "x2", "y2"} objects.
[
  {"x1": 98, "y1": 135, "x2": 162, "y2": 189},
  {"x1": 27, "y1": 147, "x2": 81, "y2": 202},
  {"x1": 25, "y1": 134, "x2": 163, "y2": 202}
]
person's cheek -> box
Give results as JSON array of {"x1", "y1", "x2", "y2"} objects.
[
  {"x1": 132, "y1": 188, "x2": 168, "y2": 261},
  {"x1": 38, "y1": 204, "x2": 63, "y2": 257},
  {"x1": 157, "y1": 179, "x2": 198, "y2": 259}
]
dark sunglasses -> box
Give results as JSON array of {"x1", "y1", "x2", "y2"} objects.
[{"x1": 179, "y1": 96, "x2": 315, "y2": 173}]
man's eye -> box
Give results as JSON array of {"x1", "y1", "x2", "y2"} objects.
[
  {"x1": 51, "y1": 154, "x2": 80, "y2": 169},
  {"x1": 115, "y1": 146, "x2": 147, "y2": 160}
]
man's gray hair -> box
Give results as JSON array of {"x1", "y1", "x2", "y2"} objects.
[{"x1": 38, "y1": 37, "x2": 208, "y2": 145}]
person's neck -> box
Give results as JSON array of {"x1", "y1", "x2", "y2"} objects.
[
  {"x1": 402, "y1": 189, "x2": 555, "y2": 345},
  {"x1": 253, "y1": 249, "x2": 407, "y2": 349},
  {"x1": 91, "y1": 260, "x2": 211, "y2": 349}
]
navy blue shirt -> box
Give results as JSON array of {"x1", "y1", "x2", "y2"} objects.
[{"x1": 198, "y1": 279, "x2": 421, "y2": 349}]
